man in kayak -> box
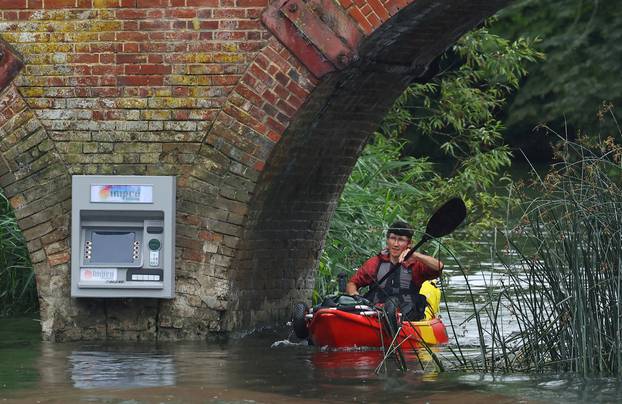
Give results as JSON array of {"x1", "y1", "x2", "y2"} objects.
[{"x1": 345, "y1": 221, "x2": 443, "y2": 321}]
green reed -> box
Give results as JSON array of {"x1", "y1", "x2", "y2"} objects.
[
  {"x1": 0, "y1": 192, "x2": 37, "y2": 317},
  {"x1": 449, "y1": 131, "x2": 622, "y2": 376}
]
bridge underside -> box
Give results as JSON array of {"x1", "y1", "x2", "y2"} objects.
[{"x1": 0, "y1": 0, "x2": 509, "y2": 340}]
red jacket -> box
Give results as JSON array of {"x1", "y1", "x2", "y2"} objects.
[{"x1": 349, "y1": 249, "x2": 441, "y2": 290}]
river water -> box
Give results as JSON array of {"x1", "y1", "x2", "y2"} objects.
[
  {"x1": 3, "y1": 254, "x2": 622, "y2": 404},
  {"x1": 2, "y1": 317, "x2": 621, "y2": 404}
]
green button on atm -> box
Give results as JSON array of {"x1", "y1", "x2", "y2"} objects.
[
  {"x1": 148, "y1": 239, "x2": 161, "y2": 251},
  {"x1": 148, "y1": 238, "x2": 160, "y2": 267}
]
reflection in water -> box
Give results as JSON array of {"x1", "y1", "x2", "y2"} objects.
[{"x1": 68, "y1": 351, "x2": 175, "y2": 389}]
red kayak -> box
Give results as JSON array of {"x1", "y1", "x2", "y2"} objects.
[{"x1": 295, "y1": 304, "x2": 449, "y2": 349}]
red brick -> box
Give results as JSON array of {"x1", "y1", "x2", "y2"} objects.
[
  {"x1": 240, "y1": 41, "x2": 263, "y2": 52},
  {"x1": 147, "y1": 54, "x2": 163, "y2": 63},
  {"x1": 118, "y1": 75, "x2": 164, "y2": 86},
  {"x1": 286, "y1": 80, "x2": 310, "y2": 99},
  {"x1": 27, "y1": 0, "x2": 42, "y2": 8},
  {"x1": 214, "y1": 31, "x2": 246, "y2": 41},
  {"x1": 71, "y1": 53, "x2": 99, "y2": 63},
  {"x1": 139, "y1": 20, "x2": 171, "y2": 31},
  {"x1": 273, "y1": 84, "x2": 289, "y2": 100},
  {"x1": 116, "y1": 54, "x2": 147, "y2": 64},
  {"x1": 261, "y1": 89, "x2": 277, "y2": 106},
  {"x1": 74, "y1": 76, "x2": 99, "y2": 86},
  {"x1": 266, "y1": 130, "x2": 280, "y2": 142},
  {"x1": 235, "y1": 85, "x2": 263, "y2": 108},
  {"x1": 248, "y1": 65, "x2": 273, "y2": 87},
  {"x1": 125, "y1": 64, "x2": 171, "y2": 75},
  {"x1": 287, "y1": 93, "x2": 305, "y2": 110},
  {"x1": 122, "y1": 43, "x2": 139, "y2": 53},
  {"x1": 213, "y1": 8, "x2": 245, "y2": 18},
  {"x1": 90, "y1": 43, "x2": 116, "y2": 53},
  {"x1": 99, "y1": 54, "x2": 114, "y2": 63},
  {"x1": 246, "y1": 7, "x2": 261, "y2": 18},
  {"x1": 116, "y1": 31, "x2": 149, "y2": 41},
  {"x1": 187, "y1": 0, "x2": 218, "y2": 5},
  {"x1": 266, "y1": 116, "x2": 286, "y2": 133},
  {"x1": 385, "y1": 0, "x2": 412, "y2": 15},
  {"x1": 254, "y1": 160, "x2": 265, "y2": 171},
  {"x1": 348, "y1": 7, "x2": 373, "y2": 34},
  {"x1": 236, "y1": 0, "x2": 267, "y2": 6},
  {"x1": 199, "y1": 20, "x2": 218, "y2": 29},
  {"x1": 0, "y1": 0, "x2": 26, "y2": 9},
  {"x1": 173, "y1": 110, "x2": 190, "y2": 120},
  {"x1": 136, "y1": 0, "x2": 167, "y2": 7},
  {"x1": 367, "y1": 11, "x2": 381, "y2": 28},
  {"x1": 43, "y1": 0, "x2": 76, "y2": 8},
  {"x1": 162, "y1": 31, "x2": 196, "y2": 41},
  {"x1": 338, "y1": 0, "x2": 353, "y2": 8},
  {"x1": 116, "y1": 8, "x2": 149, "y2": 19},
  {"x1": 198, "y1": 230, "x2": 223, "y2": 242},
  {"x1": 237, "y1": 20, "x2": 262, "y2": 30},
  {"x1": 47, "y1": 251, "x2": 69, "y2": 267},
  {"x1": 167, "y1": 8, "x2": 196, "y2": 18},
  {"x1": 276, "y1": 100, "x2": 296, "y2": 117},
  {"x1": 141, "y1": 43, "x2": 169, "y2": 52},
  {"x1": 212, "y1": 75, "x2": 239, "y2": 86},
  {"x1": 182, "y1": 248, "x2": 205, "y2": 263},
  {"x1": 368, "y1": 0, "x2": 390, "y2": 21}
]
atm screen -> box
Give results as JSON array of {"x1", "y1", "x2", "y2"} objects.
[{"x1": 90, "y1": 231, "x2": 136, "y2": 264}]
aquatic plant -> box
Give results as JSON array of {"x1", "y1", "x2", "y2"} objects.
[
  {"x1": 452, "y1": 107, "x2": 622, "y2": 376},
  {"x1": 0, "y1": 192, "x2": 37, "y2": 317}
]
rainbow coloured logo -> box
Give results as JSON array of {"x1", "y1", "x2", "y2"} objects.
[{"x1": 99, "y1": 185, "x2": 112, "y2": 200}]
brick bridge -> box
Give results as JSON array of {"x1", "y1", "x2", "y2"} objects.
[{"x1": 0, "y1": 0, "x2": 508, "y2": 341}]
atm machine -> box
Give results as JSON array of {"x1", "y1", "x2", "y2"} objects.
[{"x1": 71, "y1": 176, "x2": 175, "y2": 298}]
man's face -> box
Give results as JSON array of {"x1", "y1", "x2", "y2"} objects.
[{"x1": 386, "y1": 233, "x2": 411, "y2": 260}]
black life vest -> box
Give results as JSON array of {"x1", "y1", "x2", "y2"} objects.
[
  {"x1": 374, "y1": 261, "x2": 418, "y2": 304},
  {"x1": 366, "y1": 256, "x2": 428, "y2": 321}
]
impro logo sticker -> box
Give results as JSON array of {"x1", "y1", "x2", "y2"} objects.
[{"x1": 90, "y1": 184, "x2": 153, "y2": 203}]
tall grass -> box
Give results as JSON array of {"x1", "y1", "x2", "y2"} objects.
[
  {"x1": 450, "y1": 117, "x2": 622, "y2": 376},
  {"x1": 0, "y1": 192, "x2": 37, "y2": 317}
]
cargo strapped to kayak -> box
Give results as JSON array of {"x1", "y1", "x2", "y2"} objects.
[{"x1": 318, "y1": 294, "x2": 374, "y2": 313}]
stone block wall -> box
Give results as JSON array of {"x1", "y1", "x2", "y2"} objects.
[{"x1": 0, "y1": 0, "x2": 509, "y2": 340}]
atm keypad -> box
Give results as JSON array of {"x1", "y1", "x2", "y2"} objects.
[
  {"x1": 126, "y1": 269, "x2": 163, "y2": 282},
  {"x1": 131, "y1": 274, "x2": 161, "y2": 281}
]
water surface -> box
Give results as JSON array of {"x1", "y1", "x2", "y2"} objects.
[{"x1": 2, "y1": 316, "x2": 621, "y2": 403}]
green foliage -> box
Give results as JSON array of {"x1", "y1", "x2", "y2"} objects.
[
  {"x1": 0, "y1": 193, "x2": 37, "y2": 317},
  {"x1": 316, "y1": 26, "x2": 542, "y2": 299},
  {"x1": 495, "y1": 0, "x2": 622, "y2": 136},
  {"x1": 454, "y1": 111, "x2": 622, "y2": 376}
]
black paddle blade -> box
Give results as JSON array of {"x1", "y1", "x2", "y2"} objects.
[{"x1": 424, "y1": 197, "x2": 467, "y2": 239}]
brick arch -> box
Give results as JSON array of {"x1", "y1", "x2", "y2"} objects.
[
  {"x1": 0, "y1": 0, "x2": 508, "y2": 341},
  {"x1": 224, "y1": 0, "x2": 510, "y2": 329}
]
